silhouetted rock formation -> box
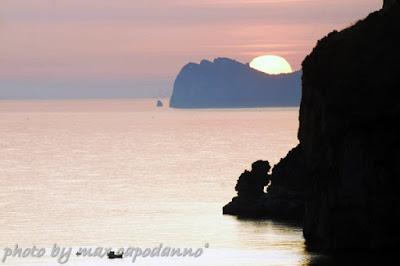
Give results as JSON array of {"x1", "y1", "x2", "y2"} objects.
[
  {"x1": 223, "y1": 161, "x2": 271, "y2": 217},
  {"x1": 170, "y1": 58, "x2": 301, "y2": 108},
  {"x1": 300, "y1": 3, "x2": 400, "y2": 251},
  {"x1": 267, "y1": 146, "x2": 305, "y2": 219},
  {"x1": 235, "y1": 160, "x2": 271, "y2": 199},
  {"x1": 224, "y1": 1, "x2": 400, "y2": 251},
  {"x1": 223, "y1": 149, "x2": 305, "y2": 221},
  {"x1": 156, "y1": 99, "x2": 163, "y2": 107}
]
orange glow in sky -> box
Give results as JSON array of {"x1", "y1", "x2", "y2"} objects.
[
  {"x1": 250, "y1": 55, "x2": 293, "y2": 75},
  {"x1": 0, "y1": 0, "x2": 382, "y2": 97}
]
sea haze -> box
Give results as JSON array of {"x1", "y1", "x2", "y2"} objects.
[{"x1": 0, "y1": 99, "x2": 308, "y2": 265}]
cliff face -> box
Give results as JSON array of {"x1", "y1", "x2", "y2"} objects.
[
  {"x1": 170, "y1": 58, "x2": 301, "y2": 108},
  {"x1": 383, "y1": 0, "x2": 400, "y2": 10},
  {"x1": 300, "y1": 4, "x2": 400, "y2": 250},
  {"x1": 223, "y1": 2, "x2": 400, "y2": 251}
]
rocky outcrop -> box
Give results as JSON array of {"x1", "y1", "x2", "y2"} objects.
[
  {"x1": 223, "y1": 161, "x2": 272, "y2": 218},
  {"x1": 223, "y1": 153, "x2": 305, "y2": 221},
  {"x1": 224, "y1": 1, "x2": 400, "y2": 251},
  {"x1": 170, "y1": 58, "x2": 301, "y2": 108},
  {"x1": 300, "y1": 3, "x2": 400, "y2": 251}
]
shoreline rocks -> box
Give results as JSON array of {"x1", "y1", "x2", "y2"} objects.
[
  {"x1": 223, "y1": 157, "x2": 304, "y2": 222},
  {"x1": 223, "y1": 160, "x2": 271, "y2": 218},
  {"x1": 224, "y1": 1, "x2": 400, "y2": 251}
]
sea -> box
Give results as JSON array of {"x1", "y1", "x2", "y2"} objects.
[{"x1": 0, "y1": 99, "x2": 322, "y2": 265}]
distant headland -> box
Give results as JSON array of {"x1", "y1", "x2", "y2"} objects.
[{"x1": 170, "y1": 58, "x2": 301, "y2": 108}]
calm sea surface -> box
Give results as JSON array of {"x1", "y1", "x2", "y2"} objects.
[{"x1": 0, "y1": 99, "x2": 318, "y2": 265}]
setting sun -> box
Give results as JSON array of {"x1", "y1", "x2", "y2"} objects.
[{"x1": 249, "y1": 55, "x2": 293, "y2": 75}]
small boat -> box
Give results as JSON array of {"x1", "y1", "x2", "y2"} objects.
[
  {"x1": 156, "y1": 100, "x2": 163, "y2": 107},
  {"x1": 107, "y1": 251, "x2": 123, "y2": 259}
]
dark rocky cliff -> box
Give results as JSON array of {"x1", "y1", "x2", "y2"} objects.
[
  {"x1": 224, "y1": 2, "x2": 400, "y2": 251},
  {"x1": 383, "y1": 0, "x2": 400, "y2": 10},
  {"x1": 170, "y1": 58, "x2": 301, "y2": 108},
  {"x1": 300, "y1": 3, "x2": 400, "y2": 251}
]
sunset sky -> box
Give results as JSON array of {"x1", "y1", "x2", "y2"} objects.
[{"x1": 0, "y1": 0, "x2": 382, "y2": 98}]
